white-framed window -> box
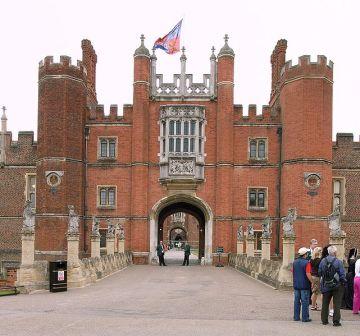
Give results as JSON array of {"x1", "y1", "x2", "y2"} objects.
[
  {"x1": 160, "y1": 110, "x2": 205, "y2": 160},
  {"x1": 25, "y1": 173, "x2": 36, "y2": 209},
  {"x1": 248, "y1": 188, "x2": 267, "y2": 210},
  {"x1": 249, "y1": 138, "x2": 267, "y2": 161},
  {"x1": 333, "y1": 178, "x2": 345, "y2": 214},
  {"x1": 162, "y1": 119, "x2": 204, "y2": 156},
  {"x1": 97, "y1": 186, "x2": 116, "y2": 208},
  {"x1": 98, "y1": 137, "x2": 117, "y2": 160}
]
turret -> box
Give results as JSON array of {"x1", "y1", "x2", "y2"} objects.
[
  {"x1": 216, "y1": 34, "x2": 234, "y2": 163},
  {"x1": 131, "y1": 35, "x2": 150, "y2": 253},
  {"x1": 279, "y1": 53, "x2": 334, "y2": 250},
  {"x1": 215, "y1": 35, "x2": 235, "y2": 253},
  {"x1": 0, "y1": 106, "x2": 7, "y2": 164},
  {"x1": 81, "y1": 39, "x2": 98, "y2": 106},
  {"x1": 270, "y1": 39, "x2": 287, "y2": 102},
  {"x1": 36, "y1": 54, "x2": 87, "y2": 256}
]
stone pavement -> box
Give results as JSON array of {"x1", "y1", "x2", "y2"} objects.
[
  {"x1": 163, "y1": 248, "x2": 199, "y2": 265},
  {"x1": 1, "y1": 265, "x2": 359, "y2": 336}
]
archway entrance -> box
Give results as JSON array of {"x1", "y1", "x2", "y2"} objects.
[{"x1": 149, "y1": 194, "x2": 213, "y2": 265}]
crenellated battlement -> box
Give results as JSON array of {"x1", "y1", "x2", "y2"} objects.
[
  {"x1": 333, "y1": 133, "x2": 360, "y2": 148},
  {"x1": 87, "y1": 104, "x2": 133, "y2": 123},
  {"x1": 2, "y1": 131, "x2": 37, "y2": 166},
  {"x1": 38, "y1": 55, "x2": 87, "y2": 79},
  {"x1": 280, "y1": 55, "x2": 333, "y2": 82},
  {"x1": 333, "y1": 133, "x2": 360, "y2": 169},
  {"x1": 233, "y1": 104, "x2": 280, "y2": 124}
]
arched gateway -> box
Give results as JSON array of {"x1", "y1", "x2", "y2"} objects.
[{"x1": 149, "y1": 194, "x2": 213, "y2": 265}]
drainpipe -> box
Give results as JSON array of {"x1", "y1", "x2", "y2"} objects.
[{"x1": 275, "y1": 127, "x2": 282, "y2": 255}]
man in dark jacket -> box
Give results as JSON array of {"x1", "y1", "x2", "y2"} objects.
[
  {"x1": 156, "y1": 241, "x2": 166, "y2": 266},
  {"x1": 318, "y1": 245, "x2": 346, "y2": 326},
  {"x1": 293, "y1": 247, "x2": 313, "y2": 322},
  {"x1": 182, "y1": 243, "x2": 191, "y2": 266}
]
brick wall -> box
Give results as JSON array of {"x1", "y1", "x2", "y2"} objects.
[
  {"x1": 333, "y1": 134, "x2": 360, "y2": 253},
  {"x1": 1, "y1": 39, "x2": 359, "y2": 267}
]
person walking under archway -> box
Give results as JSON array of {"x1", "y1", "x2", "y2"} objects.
[
  {"x1": 156, "y1": 241, "x2": 167, "y2": 266},
  {"x1": 182, "y1": 242, "x2": 191, "y2": 266}
]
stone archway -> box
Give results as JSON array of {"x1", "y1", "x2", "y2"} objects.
[
  {"x1": 169, "y1": 226, "x2": 187, "y2": 242},
  {"x1": 149, "y1": 194, "x2": 213, "y2": 265}
]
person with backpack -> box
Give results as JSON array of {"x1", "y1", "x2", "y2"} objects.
[{"x1": 318, "y1": 245, "x2": 346, "y2": 326}]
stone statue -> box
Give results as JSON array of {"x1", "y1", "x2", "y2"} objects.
[
  {"x1": 247, "y1": 224, "x2": 254, "y2": 238},
  {"x1": 68, "y1": 205, "x2": 79, "y2": 234},
  {"x1": 328, "y1": 205, "x2": 343, "y2": 237},
  {"x1": 22, "y1": 200, "x2": 35, "y2": 233},
  {"x1": 282, "y1": 208, "x2": 297, "y2": 238},
  {"x1": 262, "y1": 216, "x2": 272, "y2": 239},
  {"x1": 106, "y1": 219, "x2": 115, "y2": 236},
  {"x1": 91, "y1": 216, "x2": 100, "y2": 236},
  {"x1": 237, "y1": 225, "x2": 243, "y2": 241},
  {"x1": 118, "y1": 223, "x2": 125, "y2": 240}
]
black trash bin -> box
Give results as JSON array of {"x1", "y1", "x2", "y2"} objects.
[{"x1": 49, "y1": 261, "x2": 67, "y2": 292}]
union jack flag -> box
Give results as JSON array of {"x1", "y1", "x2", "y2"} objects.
[{"x1": 153, "y1": 20, "x2": 182, "y2": 54}]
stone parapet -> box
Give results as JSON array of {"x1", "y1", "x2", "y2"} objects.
[
  {"x1": 16, "y1": 252, "x2": 132, "y2": 293},
  {"x1": 228, "y1": 253, "x2": 289, "y2": 290}
]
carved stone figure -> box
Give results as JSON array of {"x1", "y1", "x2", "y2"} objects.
[
  {"x1": 237, "y1": 225, "x2": 243, "y2": 241},
  {"x1": 118, "y1": 224, "x2": 125, "y2": 240},
  {"x1": 262, "y1": 216, "x2": 272, "y2": 239},
  {"x1": 328, "y1": 205, "x2": 343, "y2": 237},
  {"x1": 282, "y1": 208, "x2": 297, "y2": 238},
  {"x1": 91, "y1": 216, "x2": 100, "y2": 236},
  {"x1": 68, "y1": 205, "x2": 79, "y2": 234},
  {"x1": 247, "y1": 224, "x2": 254, "y2": 238},
  {"x1": 106, "y1": 219, "x2": 115, "y2": 237},
  {"x1": 22, "y1": 200, "x2": 35, "y2": 233}
]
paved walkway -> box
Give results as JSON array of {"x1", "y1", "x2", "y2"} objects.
[
  {"x1": 1, "y1": 265, "x2": 359, "y2": 336},
  {"x1": 163, "y1": 248, "x2": 199, "y2": 265}
]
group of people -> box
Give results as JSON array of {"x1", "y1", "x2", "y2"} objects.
[
  {"x1": 156, "y1": 240, "x2": 191, "y2": 266},
  {"x1": 293, "y1": 239, "x2": 360, "y2": 326}
]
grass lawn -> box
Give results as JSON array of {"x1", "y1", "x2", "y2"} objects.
[{"x1": 0, "y1": 289, "x2": 19, "y2": 296}]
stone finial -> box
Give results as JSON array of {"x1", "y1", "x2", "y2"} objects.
[
  {"x1": 22, "y1": 200, "x2": 35, "y2": 234},
  {"x1": 210, "y1": 46, "x2": 216, "y2": 60},
  {"x1": 180, "y1": 46, "x2": 187, "y2": 61},
  {"x1": 68, "y1": 205, "x2": 79, "y2": 234},
  {"x1": 218, "y1": 34, "x2": 235, "y2": 57},
  {"x1": 1, "y1": 106, "x2": 7, "y2": 133},
  {"x1": 150, "y1": 47, "x2": 157, "y2": 60},
  {"x1": 134, "y1": 34, "x2": 150, "y2": 57}
]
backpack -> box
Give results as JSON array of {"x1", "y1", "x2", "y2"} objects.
[{"x1": 323, "y1": 258, "x2": 340, "y2": 289}]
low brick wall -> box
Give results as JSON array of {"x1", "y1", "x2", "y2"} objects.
[{"x1": 228, "y1": 253, "x2": 292, "y2": 290}]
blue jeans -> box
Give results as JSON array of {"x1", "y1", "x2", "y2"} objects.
[{"x1": 294, "y1": 289, "x2": 310, "y2": 321}]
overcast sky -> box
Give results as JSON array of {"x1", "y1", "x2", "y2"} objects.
[{"x1": 1, "y1": 0, "x2": 359, "y2": 140}]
